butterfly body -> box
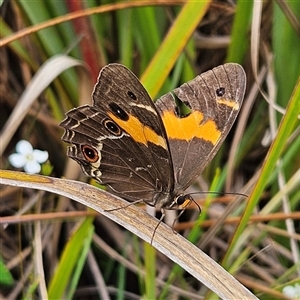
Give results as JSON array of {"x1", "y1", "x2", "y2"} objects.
[{"x1": 60, "y1": 63, "x2": 246, "y2": 215}]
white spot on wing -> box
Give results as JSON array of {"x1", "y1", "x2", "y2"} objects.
[
  {"x1": 129, "y1": 102, "x2": 157, "y2": 115},
  {"x1": 135, "y1": 166, "x2": 147, "y2": 172}
]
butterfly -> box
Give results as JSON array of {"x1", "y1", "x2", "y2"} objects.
[{"x1": 60, "y1": 63, "x2": 246, "y2": 237}]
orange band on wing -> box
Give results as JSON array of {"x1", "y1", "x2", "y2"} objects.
[
  {"x1": 161, "y1": 111, "x2": 221, "y2": 144},
  {"x1": 108, "y1": 113, "x2": 167, "y2": 149}
]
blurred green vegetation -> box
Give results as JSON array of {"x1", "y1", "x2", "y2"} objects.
[{"x1": 1, "y1": 1, "x2": 299, "y2": 299}]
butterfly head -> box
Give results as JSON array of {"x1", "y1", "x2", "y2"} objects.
[{"x1": 164, "y1": 193, "x2": 196, "y2": 211}]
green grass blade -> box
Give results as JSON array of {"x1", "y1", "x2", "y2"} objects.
[
  {"x1": 273, "y1": 2, "x2": 300, "y2": 108},
  {"x1": 16, "y1": 2, "x2": 79, "y2": 97},
  {"x1": 117, "y1": 257, "x2": 126, "y2": 300},
  {"x1": 66, "y1": 223, "x2": 94, "y2": 299},
  {"x1": 48, "y1": 217, "x2": 94, "y2": 299},
  {"x1": 18, "y1": 1, "x2": 67, "y2": 55},
  {"x1": 0, "y1": 257, "x2": 14, "y2": 286},
  {"x1": 223, "y1": 76, "x2": 300, "y2": 268},
  {"x1": 140, "y1": 0, "x2": 211, "y2": 97},
  {"x1": 144, "y1": 243, "x2": 156, "y2": 300},
  {"x1": 133, "y1": 6, "x2": 162, "y2": 70},
  {"x1": 0, "y1": 18, "x2": 38, "y2": 68},
  {"x1": 117, "y1": 8, "x2": 134, "y2": 68},
  {"x1": 226, "y1": 0, "x2": 252, "y2": 63}
]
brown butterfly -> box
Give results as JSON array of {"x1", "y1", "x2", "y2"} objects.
[{"x1": 60, "y1": 63, "x2": 246, "y2": 238}]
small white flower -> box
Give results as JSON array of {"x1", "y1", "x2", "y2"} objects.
[
  {"x1": 283, "y1": 283, "x2": 300, "y2": 299},
  {"x1": 9, "y1": 140, "x2": 49, "y2": 174}
]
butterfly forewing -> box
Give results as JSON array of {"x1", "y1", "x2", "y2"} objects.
[{"x1": 60, "y1": 64, "x2": 174, "y2": 203}]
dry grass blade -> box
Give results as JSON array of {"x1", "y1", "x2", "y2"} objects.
[{"x1": 0, "y1": 170, "x2": 258, "y2": 300}]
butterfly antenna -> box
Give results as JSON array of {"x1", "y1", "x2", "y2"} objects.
[
  {"x1": 189, "y1": 191, "x2": 249, "y2": 199},
  {"x1": 190, "y1": 197, "x2": 201, "y2": 213}
]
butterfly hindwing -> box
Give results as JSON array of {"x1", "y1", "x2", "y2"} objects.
[{"x1": 155, "y1": 63, "x2": 246, "y2": 191}]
